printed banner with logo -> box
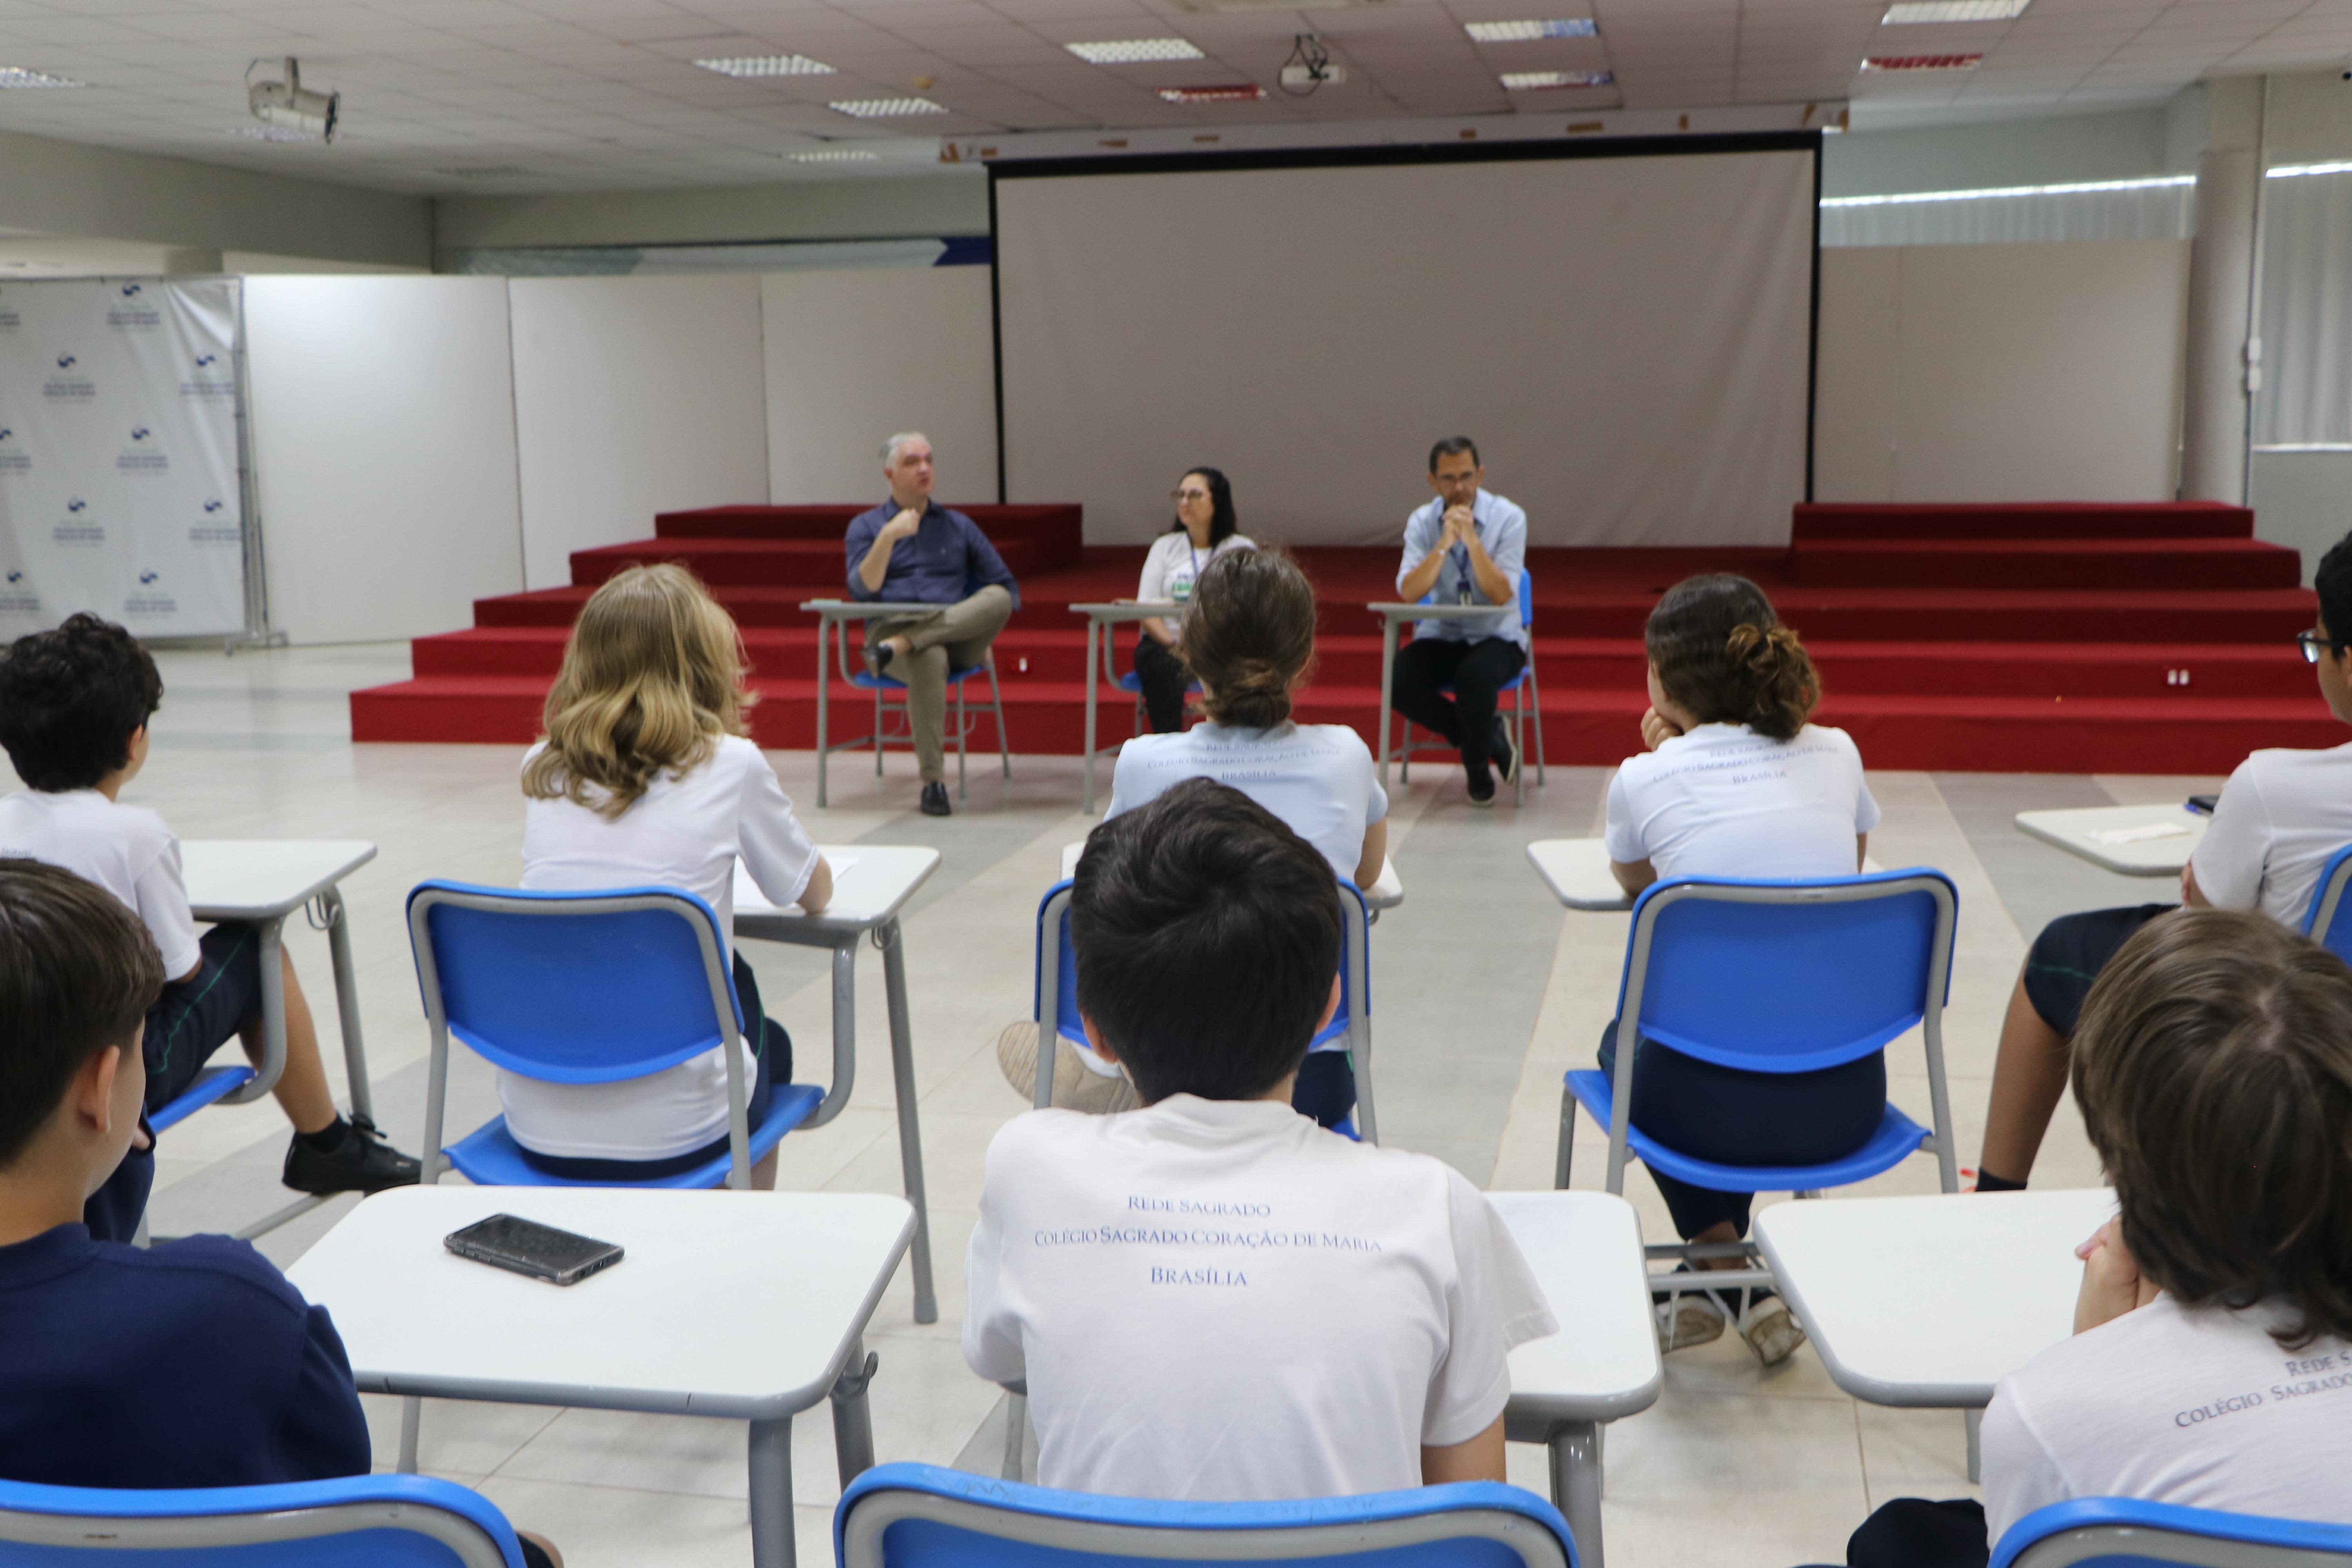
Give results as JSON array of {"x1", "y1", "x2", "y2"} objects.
[{"x1": 0, "y1": 277, "x2": 247, "y2": 639}]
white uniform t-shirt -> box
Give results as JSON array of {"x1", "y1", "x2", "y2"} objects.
[
  {"x1": 2187, "y1": 741, "x2": 2352, "y2": 927},
  {"x1": 1135, "y1": 532, "x2": 1253, "y2": 641},
  {"x1": 1107, "y1": 721, "x2": 1387, "y2": 884},
  {"x1": 510, "y1": 734, "x2": 822, "y2": 1160},
  {"x1": 1983, "y1": 1294, "x2": 2352, "y2": 1544},
  {"x1": 1604, "y1": 723, "x2": 1880, "y2": 881},
  {"x1": 0, "y1": 788, "x2": 203, "y2": 978},
  {"x1": 963, "y1": 1095, "x2": 1557, "y2": 1500}
]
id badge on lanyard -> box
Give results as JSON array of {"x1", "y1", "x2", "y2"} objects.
[{"x1": 1452, "y1": 540, "x2": 1474, "y2": 605}]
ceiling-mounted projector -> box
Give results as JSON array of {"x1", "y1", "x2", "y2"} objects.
[{"x1": 248, "y1": 58, "x2": 338, "y2": 143}]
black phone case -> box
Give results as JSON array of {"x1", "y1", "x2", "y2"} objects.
[{"x1": 444, "y1": 1218, "x2": 624, "y2": 1287}]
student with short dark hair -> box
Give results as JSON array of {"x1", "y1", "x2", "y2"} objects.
[
  {"x1": 964, "y1": 779, "x2": 1555, "y2": 1501},
  {"x1": 0, "y1": 615, "x2": 417, "y2": 1240},
  {"x1": 1976, "y1": 528, "x2": 2352, "y2": 1190}
]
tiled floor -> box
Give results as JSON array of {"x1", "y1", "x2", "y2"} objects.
[{"x1": 107, "y1": 643, "x2": 2210, "y2": 1568}]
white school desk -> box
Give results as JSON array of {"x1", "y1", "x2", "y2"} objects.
[
  {"x1": 289, "y1": 1185, "x2": 913, "y2": 1568},
  {"x1": 1490, "y1": 1192, "x2": 1662, "y2": 1568},
  {"x1": 1069, "y1": 601, "x2": 1180, "y2": 815},
  {"x1": 1527, "y1": 840, "x2": 1886, "y2": 912},
  {"x1": 732, "y1": 845, "x2": 942, "y2": 1325},
  {"x1": 1753, "y1": 1188, "x2": 2117, "y2": 1478},
  {"x1": 2014, "y1": 802, "x2": 2206, "y2": 877},
  {"x1": 1058, "y1": 840, "x2": 1407, "y2": 911},
  {"x1": 179, "y1": 839, "x2": 377, "y2": 1239}
]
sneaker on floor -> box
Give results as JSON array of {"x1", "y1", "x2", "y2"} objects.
[
  {"x1": 1490, "y1": 716, "x2": 1520, "y2": 788},
  {"x1": 1740, "y1": 1292, "x2": 1807, "y2": 1366},
  {"x1": 920, "y1": 780, "x2": 951, "y2": 817},
  {"x1": 282, "y1": 1115, "x2": 421, "y2": 1196},
  {"x1": 1466, "y1": 773, "x2": 1496, "y2": 808},
  {"x1": 1651, "y1": 1271, "x2": 1729, "y2": 1351}
]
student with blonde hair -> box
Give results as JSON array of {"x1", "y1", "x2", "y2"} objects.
[{"x1": 514, "y1": 563, "x2": 831, "y2": 1188}]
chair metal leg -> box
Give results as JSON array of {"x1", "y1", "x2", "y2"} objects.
[
  {"x1": 955, "y1": 678, "x2": 968, "y2": 801},
  {"x1": 1556, "y1": 1084, "x2": 1576, "y2": 1189},
  {"x1": 993, "y1": 660, "x2": 1011, "y2": 780},
  {"x1": 872, "y1": 687, "x2": 884, "y2": 779},
  {"x1": 397, "y1": 1396, "x2": 422, "y2": 1473},
  {"x1": 1001, "y1": 1393, "x2": 1028, "y2": 1480},
  {"x1": 318, "y1": 887, "x2": 374, "y2": 1125},
  {"x1": 748, "y1": 1415, "x2": 795, "y2": 1568},
  {"x1": 1966, "y1": 1408, "x2": 1982, "y2": 1483}
]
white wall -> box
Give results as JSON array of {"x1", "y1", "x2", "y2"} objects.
[
  {"x1": 762, "y1": 268, "x2": 998, "y2": 505},
  {"x1": 507, "y1": 275, "x2": 770, "y2": 589},
  {"x1": 1814, "y1": 240, "x2": 2189, "y2": 503},
  {"x1": 2250, "y1": 451, "x2": 2352, "y2": 583},
  {"x1": 246, "y1": 277, "x2": 524, "y2": 644}
]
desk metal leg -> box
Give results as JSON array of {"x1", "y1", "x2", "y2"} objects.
[
  {"x1": 1966, "y1": 1407, "x2": 1982, "y2": 1483},
  {"x1": 1376, "y1": 617, "x2": 1399, "y2": 793},
  {"x1": 397, "y1": 1396, "x2": 421, "y2": 1473},
  {"x1": 829, "y1": 1336, "x2": 878, "y2": 1484},
  {"x1": 879, "y1": 921, "x2": 937, "y2": 1324},
  {"x1": 1082, "y1": 619, "x2": 1100, "y2": 815},
  {"x1": 816, "y1": 616, "x2": 831, "y2": 809},
  {"x1": 749, "y1": 1415, "x2": 795, "y2": 1568},
  {"x1": 318, "y1": 886, "x2": 374, "y2": 1125},
  {"x1": 1001, "y1": 1392, "x2": 1028, "y2": 1480},
  {"x1": 1551, "y1": 1420, "x2": 1604, "y2": 1568}
]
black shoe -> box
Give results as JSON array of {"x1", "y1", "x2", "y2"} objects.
[
  {"x1": 1490, "y1": 716, "x2": 1521, "y2": 788},
  {"x1": 283, "y1": 1115, "x2": 422, "y2": 1196},
  {"x1": 862, "y1": 641, "x2": 895, "y2": 681},
  {"x1": 1466, "y1": 773, "x2": 1496, "y2": 809},
  {"x1": 920, "y1": 780, "x2": 951, "y2": 817}
]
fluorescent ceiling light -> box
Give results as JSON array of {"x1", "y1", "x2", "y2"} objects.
[
  {"x1": 791, "y1": 149, "x2": 881, "y2": 162},
  {"x1": 1465, "y1": 19, "x2": 1598, "y2": 41},
  {"x1": 1501, "y1": 69, "x2": 1612, "y2": 88},
  {"x1": 696, "y1": 54, "x2": 834, "y2": 77},
  {"x1": 0, "y1": 67, "x2": 79, "y2": 89},
  {"x1": 1067, "y1": 38, "x2": 1204, "y2": 64},
  {"x1": 1881, "y1": 0, "x2": 2028, "y2": 21},
  {"x1": 829, "y1": 97, "x2": 947, "y2": 118},
  {"x1": 1860, "y1": 51, "x2": 1982, "y2": 69},
  {"x1": 1821, "y1": 174, "x2": 2192, "y2": 207},
  {"x1": 230, "y1": 124, "x2": 316, "y2": 142},
  {"x1": 437, "y1": 165, "x2": 530, "y2": 179},
  {"x1": 1159, "y1": 83, "x2": 1265, "y2": 102},
  {"x1": 2269, "y1": 160, "x2": 2352, "y2": 179}
]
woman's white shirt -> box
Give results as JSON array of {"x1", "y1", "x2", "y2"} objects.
[
  {"x1": 1134, "y1": 532, "x2": 1254, "y2": 639},
  {"x1": 1108, "y1": 720, "x2": 1387, "y2": 884},
  {"x1": 506, "y1": 734, "x2": 821, "y2": 1160},
  {"x1": 1604, "y1": 722, "x2": 1880, "y2": 882}
]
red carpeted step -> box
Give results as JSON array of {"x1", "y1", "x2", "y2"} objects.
[
  {"x1": 1792, "y1": 537, "x2": 2299, "y2": 591},
  {"x1": 1794, "y1": 502, "x2": 2254, "y2": 541}
]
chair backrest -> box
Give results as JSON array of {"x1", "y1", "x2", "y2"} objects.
[
  {"x1": 407, "y1": 880, "x2": 741, "y2": 1084},
  {"x1": 2301, "y1": 845, "x2": 2352, "y2": 964},
  {"x1": 1518, "y1": 566, "x2": 1534, "y2": 630},
  {"x1": 1617, "y1": 870, "x2": 1958, "y2": 1073},
  {"x1": 1992, "y1": 1498, "x2": 2352, "y2": 1568},
  {"x1": 0, "y1": 1473, "x2": 526, "y2": 1567},
  {"x1": 835, "y1": 1464, "x2": 1575, "y2": 1568}
]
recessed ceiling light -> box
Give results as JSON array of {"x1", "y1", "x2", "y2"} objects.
[
  {"x1": 790, "y1": 149, "x2": 881, "y2": 162},
  {"x1": 829, "y1": 97, "x2": 947, "y2": 118},
  {"x1": 1881, "y1": 0, "x2": 2027, "y2": 21},
  {"x1": 1860, "y1": 51, "x2": 1983, "y2": 69},
  {"x1": 696, "y1": 54, "x2": 834, "y2": 77},
  {"x1": 229, "y1": 125, "x2": 316, "y2": 142},
  {"x1": 1067, "y1": 38, "x2": 1205, "y2": 64},
  {"x1": 1158, "y1": 83, "x2": 1266, "y2": 102},
  {"x1": 1465, "y1": 19, "x2": 1598, "y2": 42},
  {"x1": 0, "y1": 67, "x2": 80, "y2": 89},
  {"x1": 1501, "y1": 69, "x2": 1613, "y2": 88}
]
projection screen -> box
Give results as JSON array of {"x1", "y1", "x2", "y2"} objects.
[{"x1": 993, "y1": 136, "x2": 1818, "y2": 548}]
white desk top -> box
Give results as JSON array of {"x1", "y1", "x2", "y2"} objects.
[
  {"x1": 181, "y1": 840, "x2": 376, "y2": 922},
  {"x1": 733, "y1": 845, "x2": 940, "y2": 941},
  {"x1": 287, "y1": 1186, "x2": 915, "y2": 1421},
  {"x1": 1366, "y1": 602, "x2": 1517, "y2": 620},
  {"x1": 2015, "y1": 803, "x2": 2205, "y2": 877},
  {"x1": 1059, "y1": 841, "x2": 1404, "y2": 909},
  {"x1": 1754, "y1": 1188, "x2": 2117, "y2": 1408},
  {"x1": 1526, "y1": 840, "x2": 1886, "y2": 912},
  {"x1": 1068, "y1": 602, "x2": 1179, "y2": 620},
  {"x1": 1490, "y1": 1191, "x2": 1662, "y2": 1425}
]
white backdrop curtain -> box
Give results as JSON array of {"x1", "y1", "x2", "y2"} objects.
[{"x1": 2254, "y1": 165, "x2": 2352, "y2": 450}]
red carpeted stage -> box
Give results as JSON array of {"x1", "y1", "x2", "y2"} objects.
[{"x1": 352, "y1": 501, "x2": 2327, "y2": 774}]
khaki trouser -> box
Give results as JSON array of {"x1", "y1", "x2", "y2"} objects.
[{"x1": 867, "y1": 585, "x2": 1013, "y2": 782}]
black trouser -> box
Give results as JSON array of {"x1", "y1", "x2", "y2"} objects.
[
  {"x1": 1291, "y1": 1050, "x2": 1355, "y2": 1130},
  {"x1": 1132, "y1": 633, "x2": 1192, "y2": 735},
  {"x1": 1390, "y1": 637, "x2": 1526, "y2": 785}
]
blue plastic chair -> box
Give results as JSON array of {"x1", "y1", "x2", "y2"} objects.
[
  {"x1": 0, "y1": 1472, "x2": 528, "y2": 1566},
  {"x1": 407, "y1": 880, "x2": 826, "y2": 1192},
  {"x1": 831, "y1": 624, "x2": 1011, "y2": 804},
  {"x1": 2301, "y1": 844, "x2": 2352, "y2": 965},
  {"x1": 1030, "y1": 876, "x2": 1376, "y2": 1141},
  {"x1": 1557, "y1": 870, "x2": 1961, "y2": 1299},
  {"x1": 1992, "y1": 1498, "x2": 2352, "y2": 1568},
  {"x1": 1394, "y1": 568, "x2": 1547, "y2": 806},
  {"x1": 835, "y1": 1463, "x2": 1576, "y2": 1568}
]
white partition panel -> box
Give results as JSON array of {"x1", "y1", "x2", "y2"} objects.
[
  {"x1": 245, "y1": 276, "x2": 522, "y2": 644},
  {"x1": 508, "y1": 275, "x2": 768, "y2": 589},
  {"x1": 762, "y1": 269, "x2": 997, "y2": 504}
]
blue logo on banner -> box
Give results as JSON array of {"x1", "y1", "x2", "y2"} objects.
[
  {"x1": 203, "y1": 498, "x2": 223, "y2": 513},
  {"x1": 6, "y1": 572, "x2": 22, "y2": 584},
  {"x1": 138, "y1": 571, "x2": 158, "y2": 585},
  {"x1": 54, "y1": 354, "x2": 73, "y2": 369},
  {"x1": 0, "y1": 430, "x2": 12, "y2": 442},
  {"x1": 195, "y1": 353, "x2": 215, "y2": 367},
  {"x1": 65, "y1": 499, "x2": 85, "y2": 513},
  {"x1": 129, "y1": 426, "x2": 149, "y2": 441},
  {"x1": 120, "y1": 283, "x2": 141, "y2": 298}
]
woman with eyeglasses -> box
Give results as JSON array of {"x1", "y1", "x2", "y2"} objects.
[{"x1": 1131, "y1": 468, "x2": 1253, "y2": 733}]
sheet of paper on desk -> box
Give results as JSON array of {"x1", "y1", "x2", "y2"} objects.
[
  {"x1": 2084, "y1": 822, "x2": 2194, "y2": 846},
  {"x1": 733, "y1": 856, "x2": 856, "y2": 912}
]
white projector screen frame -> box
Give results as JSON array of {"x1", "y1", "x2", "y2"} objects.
[{"x1": 990, "y1": 134, "x2": 1819, "y2": 548}]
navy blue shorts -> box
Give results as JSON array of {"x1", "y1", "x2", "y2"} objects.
[
  {"x1": 143, "y1": 922, "x2": 263, "y2": 1116},
  {"x1": 2022, "y1": 904, "x2": 2174, "y2": 1037}
]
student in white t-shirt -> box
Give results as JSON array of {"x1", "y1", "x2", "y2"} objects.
[
  {"x1": 1977, "y1": 530, "x2": 2352, "y2": 1193},
  {"x1": 1602, "y1": 573, "x2": 1879, "y2": 1367},
  {"x1": 965, "y1": 778, "x2": 1556, "y2": 1501},
  {"x1": 1835, "y1": 910, "x2": 2352, "y2": 1568},
  {"x1": 514, "y1": 563, "x2": 830, "y2": 1188},
  {"x1": 1131, "y1": 467, "x2": 1253, "y2": 735}
]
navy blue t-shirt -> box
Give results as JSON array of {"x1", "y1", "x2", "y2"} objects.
[{"x1": 0, "y1": 1223, "x2": 371, "y2": 1488}]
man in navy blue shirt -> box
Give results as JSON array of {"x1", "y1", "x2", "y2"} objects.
[{"x1": 845, "y1": 432, "x2": 1020, "y2": 816}]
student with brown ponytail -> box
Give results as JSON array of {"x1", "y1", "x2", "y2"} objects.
[{"x1": 1600, "y1": 574, "x2": 1882, "y2": 1366}]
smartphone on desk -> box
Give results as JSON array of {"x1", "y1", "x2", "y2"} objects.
[
  {"x1": 2187, "y1": 794, "x2": 2220, "y2": 816},
  {"x1": 445, "y1": 1214, "x2": 624, "y2": 1287}
]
